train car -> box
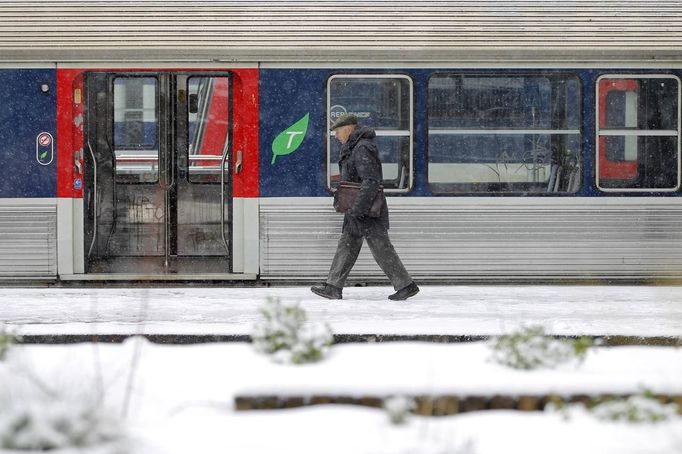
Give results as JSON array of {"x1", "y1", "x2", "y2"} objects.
[{"x1": 1, "y1": 1, "x2": 682, "y2": 282}]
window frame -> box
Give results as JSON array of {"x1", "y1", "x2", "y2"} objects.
[
  {"x1": 326, "y1": 74, "x2": 414, "y2": 193},
  {"x1": 595, "y1": 73, "x2": 682, "y2": 193},
  {"x1": 426, "y1": 72, "x2": 583, "y2": 195}
]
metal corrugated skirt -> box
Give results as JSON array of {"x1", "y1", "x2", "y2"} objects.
[
  {"x1": 0, "y1": 199, "x2": 57, "y2": 277},
  {"x1": 260, "y1": 197, "x2": 682, "y2": 282}
]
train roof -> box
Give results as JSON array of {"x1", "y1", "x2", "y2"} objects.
[{"x1": 1, "y1": 0, "x2": 681, "y2": 64}]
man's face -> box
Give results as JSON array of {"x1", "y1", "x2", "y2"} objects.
[{"x1": 334, "y1": 125, "x2": 354, "y2": 144}]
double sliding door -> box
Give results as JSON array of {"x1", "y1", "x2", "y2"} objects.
[{"x1": 83, "y1": 72, "x2": 232, "y2": 274}]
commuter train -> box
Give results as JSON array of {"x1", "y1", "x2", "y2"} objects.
[{"x1": 2, "y1": 1, "x2": 682, "y2": 282}]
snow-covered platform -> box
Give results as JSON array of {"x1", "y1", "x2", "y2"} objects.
[{"x1": 1, "y1": 285, "x2": 681, "y2": 338}]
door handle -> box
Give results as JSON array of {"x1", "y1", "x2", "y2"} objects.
[
  {"x1": 235, "y1": 150, "x2": 243, "y2": 174},
  {"x1": 73, "y1": 148, "x2": 83, "y2": 174}
]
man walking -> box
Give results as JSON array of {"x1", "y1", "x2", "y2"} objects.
[{"x1": 311, "y1": 113, "x2": 419, "y2": 301}]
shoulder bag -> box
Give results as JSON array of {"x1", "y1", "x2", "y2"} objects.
[{"x1": 333, "y1": 181, "x2": 385, "y2": 218}]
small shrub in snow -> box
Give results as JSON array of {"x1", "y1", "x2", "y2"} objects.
[
  {"x1": 383, "y1": 395, "x2": 416, "y2": 425},
  {"x1": 252, "y1": 297, "x2": 334, "y2": 364},
  {"x1": 590, "y1": 393, "x2": 680, "y2": 423},
  {"x1": 0, "y1": 326, "x2": 17, "y2": 361},
  {"x1": 0, "y1": 376, "x2": 126, "y2": 451},
  {"x1": 0, "y1": 399, "x2": 124, "y2": 451},
  {"x1": 546, "y1": 391, "x2": 680, "y2": 424},
  {"x1": 489, "y1": 325, "x2": 592, "y2": 370}
]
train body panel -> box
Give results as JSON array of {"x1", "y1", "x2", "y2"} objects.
[
  {"x1": 259, "y1": 69, "x2": 328, "y2": 197},
  {"x1": 0, "y1": 69, "x2": 57, "y2": 277},
  {"x1": 1, "y1": 2, "x2": 682, "y2": 282},
  {"x1": 0, "y1": 69, "x2": 57, "y2": 198}
]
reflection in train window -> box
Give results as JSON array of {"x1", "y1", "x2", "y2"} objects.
[
  {"x1": 187, "y1": 76, "x2": 230, "y2": 183},
  {"x1": 113, "y1": 77, "x2": 159, "y2": 183},
  {"x1": 326, "y1": 75, "x2": 413, "y2": 192},
  {"x1": 597, "y1": 76, "x2": 680, "y2": 191},
  {"x1": 427, "y1": 74, "x2": 582, "y2": 194}
]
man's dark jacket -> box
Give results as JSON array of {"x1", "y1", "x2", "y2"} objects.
[{"x1": 338, "y1": 126, "x2": 389, "y2": 236}]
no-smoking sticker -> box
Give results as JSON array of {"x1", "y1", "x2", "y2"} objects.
[
  {"x1": 38, "y1": 133, "x2": 52, "y2": 147},
  {"x1": 36, "y1": 131, "x2": 54, "y2": 166}
]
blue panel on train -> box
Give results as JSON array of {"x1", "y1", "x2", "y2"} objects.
[
  {"x1": 259, "y1": 69, "x2": 330, "y2": 197},
  {"x1": 0, "y1": 69, "x2": 56, "y2": 198}
]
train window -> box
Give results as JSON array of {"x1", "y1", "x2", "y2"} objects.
[
  {"x1": 187, "y1": 76, "x2": 230, "y2": 183},
  {"x1": 427, "y1": 74, "x2": 582, "y2": 194},
  {"x1": 326, "y1": 75, "x2": 413, "y2": 192},
  {"x1": 113, "y1": 77, "x2": 159, "y2": 183},
  {"x1": 596, "y1": 75, "x2": 681, "y2": 191}
]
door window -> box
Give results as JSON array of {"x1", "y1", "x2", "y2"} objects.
[
  {"x1": 188, "y1": 76, "x2": 230, "y2": 183},
  {"x1": 113, "y1": 77, "x2": 159, "y2": 183}
]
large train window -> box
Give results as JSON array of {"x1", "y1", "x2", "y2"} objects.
[
  {"x1": 326, "y1": 75, "x2": 413, "y2": 192},
  {"x1": 596, "y1": 75, "x2": 680, "y2": 191},
  {"x1": 113, "y1": 77, "x2": 159, "y2": 183},
  {"x1": 427, "y1": 74, "x2": 582, "y2": 194}
]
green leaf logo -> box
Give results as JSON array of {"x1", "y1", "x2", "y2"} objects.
[
  {"x1": 271, "y1": 113, "x2": 309, "y2": 165},
  {"x1": 39, "y1": 151, "x2": 48, "y2": 160}
]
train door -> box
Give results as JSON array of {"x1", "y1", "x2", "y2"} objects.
[{"x1": 83, "y1": 72, "x2": 232, "y2": 275}]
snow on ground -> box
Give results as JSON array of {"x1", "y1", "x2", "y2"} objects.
[
  {"x1": 151, "y1": 404, "x2": 682, "y2": 454},
  {"x1": 234, "y1": 342, "x2": 682, "y2": 397},
  {"x1": 1, "y1": 339, "x2": 681, "y2": 454},
  {"x1": 1, "y1": 285, "x2": 681, "y2": 453},
  {"x1": 1, "y1": 285, "x2": 682, "y2": 336}
]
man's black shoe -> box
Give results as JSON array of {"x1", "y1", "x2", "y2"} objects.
[
  {"x1": 311, "y1": 284, "x2": 343, "y2": 300},
  {"x1": 388, "y1": 282, "x2": 419, "y2": 301}
]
